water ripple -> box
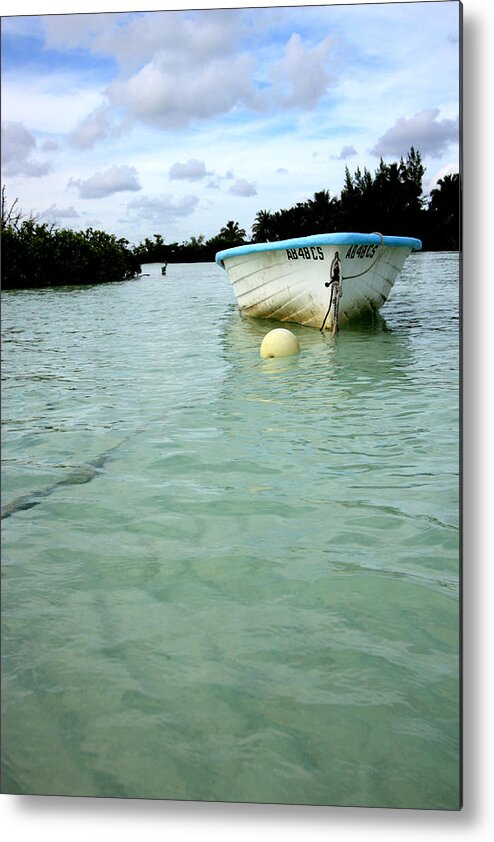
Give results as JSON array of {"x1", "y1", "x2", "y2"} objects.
[{"x1": 1, "y1": 255, "x2": 460, "y2": 808}]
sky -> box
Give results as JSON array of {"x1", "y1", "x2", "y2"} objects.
[{"x1": 1, "y1": 1, "x2": 461, "y2": 246}]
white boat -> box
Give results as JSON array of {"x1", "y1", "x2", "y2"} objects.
[{"x1": 215, "y1": 232, "x2": 422, "y2": 332}]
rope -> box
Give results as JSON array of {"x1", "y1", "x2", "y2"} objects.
[
  {"x1": 319, "y1": 232, "x2": 384, "y2": 332},
  {"x1": 319, "y1": 278, "x2": 341, "y2": 334}
]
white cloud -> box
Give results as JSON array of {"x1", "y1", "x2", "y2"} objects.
[
  {"x1": 124, "y1": 194, "x2": 200, "y2": 227},
  {"x1": 229, "y1": 179, "x2": 257, "y2": 198},
  {"x1": 334, "y1": 145, "x2": 357, "y2": 160},
  {"x1": 41, "y1": 139, "x2": 60, "y2": 152},
  {"x1": 205, "y1": 168, "x2": 235, "y2": 190},
  {"x1": 169, "y1": 159, "x2": 207, "y2": 181},
  {"x1": 39, "y1": 204, "x2": 80, "y2": 221},
  {"x1": 371, "y1": 108, "x2": 459, "y2": 159},
  {"x1": 107, "y1": 52, "x2": 255, "y2": 130},
  {"x1": 42, "y1": 9, "x2": 243, "y2": 72},
  {"x1": 69, "y1": 105, "x2": 123, "y2": 150},
  {"x1": 268, "y1": 33, "x2": 334, "y2": 108},
  {"x1": 50, "y1": 15, "x2": 337, "y2": 142},
  {"x1": 48, "y1": 11, "x2": 256, "y2": 136},
  {"x1": 41, "y1": 12, "x2": 122, "y2": 53},
  {"x1": 69, "y1": 165, "x2": 141, "y2": 199},
  {"x1": 1, "y1": 121, "x2": 52, "y2": 177}
]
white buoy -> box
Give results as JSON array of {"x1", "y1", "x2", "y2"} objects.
[{"x1": 260, "y1": 328, "x2": 300, "y2": 359}]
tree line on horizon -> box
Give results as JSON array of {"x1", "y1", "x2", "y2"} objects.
[
  {"x1": 134, "y1": 148, "x2": 460, "y2": 264},
  {"x1": 1, "y1": 148, "x2": 459, "y2": 289}
]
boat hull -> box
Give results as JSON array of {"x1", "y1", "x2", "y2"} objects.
[{"x1": 216, "y1": 233, "x2": 422, "y2": 330}]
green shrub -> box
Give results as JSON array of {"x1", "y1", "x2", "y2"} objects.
[{"x1": 1, "y1": 191, "x2": 141, "y2": 289}]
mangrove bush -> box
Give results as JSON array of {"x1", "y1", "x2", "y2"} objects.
[{"x1": 1, "y1": 189, "x2": 141, "y2": 289}]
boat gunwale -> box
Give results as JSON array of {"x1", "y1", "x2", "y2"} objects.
[{"x1": 215, "y1": 232, "x2": 422, "y2": 267}]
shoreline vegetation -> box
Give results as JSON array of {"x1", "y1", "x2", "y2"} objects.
[{"x1": 2, "y1": 149, "x2": 459, "y2": 290}]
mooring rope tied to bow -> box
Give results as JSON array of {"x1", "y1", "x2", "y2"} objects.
[
  {"x1": 320, "y1": 232, "x2": 384, "y2": 333},
  {"x1": 320, "y1": 278, "x2": 341, "y2": 334}
]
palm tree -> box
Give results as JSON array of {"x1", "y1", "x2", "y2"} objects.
[
  {"x1": 428, "y1": 173, "x2": 460, "y2": 215},
  {"x1": 252, "y1": 210, "x2": 275, "y2": 242},
  {"x1": 427, "y1": 172, "x2": 460, "y2": 249},
  {"x1": 305, "y1": 189, "x2": 337, "y2": 233},
  {"x1": 219, "y1": 220, "x2": 246, "y2": 242}
]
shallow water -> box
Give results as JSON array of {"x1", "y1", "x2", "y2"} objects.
[{"x1": 1, "y1": 253, "x2": 460, "y2": 808}]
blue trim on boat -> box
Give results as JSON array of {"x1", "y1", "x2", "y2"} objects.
[{"x1": 215, "y1": 232, "x2": 422, "y2": 267}]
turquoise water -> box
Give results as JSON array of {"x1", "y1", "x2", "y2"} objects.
[{"x1": 1, "y1": 253, "x2": 460, "y2": 809}]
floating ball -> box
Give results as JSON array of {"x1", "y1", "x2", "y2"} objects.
[{"x1": 260, "y1": 328, "x2": 300, "y2": 359}]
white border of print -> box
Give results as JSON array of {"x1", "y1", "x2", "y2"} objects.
[{"x1": 1, "y1": 1, "x2": 492, "y2": 841}]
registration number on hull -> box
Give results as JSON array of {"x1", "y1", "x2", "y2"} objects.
[
  {"x1": 286, "y1": 247, "x2": 325, "y2": 261},
  {"x1": 285, "y1": 243, "x2": 378, "y2": 261},
  {"x1": 344, "y1": 244, "x2": 378, "y2": 259}
]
